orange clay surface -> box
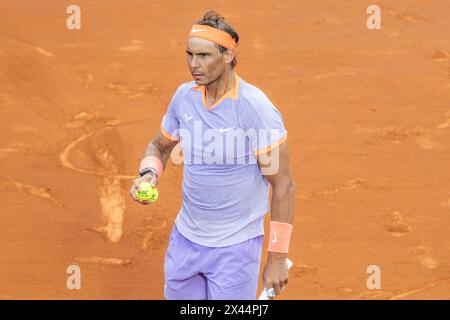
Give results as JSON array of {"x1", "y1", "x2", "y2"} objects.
[{"x1": 1, "y1": 0, "x2": 449, "y2": 299}]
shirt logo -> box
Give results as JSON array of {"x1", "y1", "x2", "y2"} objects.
[
  {"x1": 185, "y1": 113, "x2": 193, "y2": 122},
  {"x1": 219, "y1": 127, "x2": 235, "y2": 133}
]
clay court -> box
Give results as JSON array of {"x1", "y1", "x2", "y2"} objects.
[{"x1": 1, "y1": 0, "x2": 449, "y2": 299}]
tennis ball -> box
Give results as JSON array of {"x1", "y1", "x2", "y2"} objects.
[{"x1": 135, "y1": 182, "x2": 159, "y2": 202}]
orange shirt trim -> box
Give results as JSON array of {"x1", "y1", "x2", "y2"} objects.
[
  {"x1": 160, "y1": 123, "x2": 179, "y2": 141},
  {"x1": 254, "y1": 134, "x2": 288, "y2": 156},
  {"x1": 193, "y1": 74, "x2": 240, "y2": 111}
]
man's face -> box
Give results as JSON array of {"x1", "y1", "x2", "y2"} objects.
[{"x1": 186, "y1": 37, "x2": 231, "y2": 86}]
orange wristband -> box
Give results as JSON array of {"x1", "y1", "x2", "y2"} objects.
[
  {"x1": 267, "y1": 221, "x2": 293, "y2": 254},
  {"x1": 139, "y1": 156, "x2": 163, "y2": 178}
]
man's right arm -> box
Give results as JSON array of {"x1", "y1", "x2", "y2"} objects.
[
  {"x1": 129, "y1": 129, "x2": 178, "y2": 205},
  {"x1": 143, "y1": 130, "x2": 179, "y2": 171}
]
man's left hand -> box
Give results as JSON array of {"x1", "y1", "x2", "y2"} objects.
[{"x1": 262, "y1": 252, "x2": 290, "y2": 298}]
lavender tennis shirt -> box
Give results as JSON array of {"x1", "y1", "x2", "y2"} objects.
[{"x1": 161, "y1": 74, "x2": 287, "y2": 247}]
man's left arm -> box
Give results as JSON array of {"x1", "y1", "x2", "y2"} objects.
[{"x1": 257, "y1": 139, "x2": 296, "y2": 298}]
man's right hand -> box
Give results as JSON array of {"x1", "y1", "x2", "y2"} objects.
[{"x1": 129, "y1": 172, "x2": 158, "y2": 205}]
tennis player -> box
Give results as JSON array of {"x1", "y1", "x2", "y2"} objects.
[{"x1": 130, "y1": 10, "x2": 296, "y2": 300}]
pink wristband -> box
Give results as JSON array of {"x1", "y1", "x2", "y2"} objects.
[
  {"x1": 139, "y1": 156, "x2": 163, "y2": 177},
  {"x1": 267, "y1": 221, "x2": 293, "y2": 254}
]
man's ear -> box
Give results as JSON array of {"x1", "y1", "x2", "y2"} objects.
[{"x1": 224, "y1": 48, "x2": 236, "y2": 64}]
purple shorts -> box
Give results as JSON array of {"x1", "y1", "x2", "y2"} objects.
[{"x1": 164, "y1": 224, "x2": 264, "y2": 300}]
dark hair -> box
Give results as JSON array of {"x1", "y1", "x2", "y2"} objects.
[{"x1": 196, "y1": 10, "x2": 239, "y2": 69}]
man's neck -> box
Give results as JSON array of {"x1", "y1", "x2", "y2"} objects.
[{"x1": 204, "y1": 70, "x2": 235, "y2": 104}]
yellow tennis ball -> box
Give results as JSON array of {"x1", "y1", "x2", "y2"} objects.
[{"x1": 135, "y1": 182, "x2": 159, "y2": 202}]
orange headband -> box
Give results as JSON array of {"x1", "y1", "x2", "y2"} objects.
[{"x1": 188, "y1": 24, "x2": 236, "y2": 49}]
